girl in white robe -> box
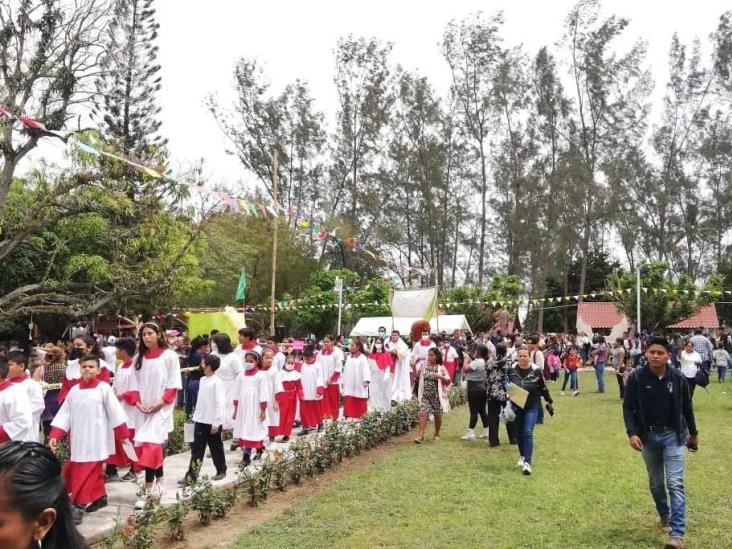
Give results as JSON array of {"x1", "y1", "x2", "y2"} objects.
[
  {"x1": 49, "y1": 355, "x2": 130, "y2": 522},
  {"x1": 212, "y1": 333, "x2": 243, "y2": 435},
  {"x1": 233, "y1": 351, "x2": 270, "y2": 466},
  {"x1": 59, "y1": 335, "x2": 113, "y2": 403},
  {"x1": 261, "y1": 349, "x2": 283, "y2": 441},
  {"x1": 298, "y1": 347, "x2": 324, "y2": 433},
  {"x1": 131, "y1": 322, "x2": 182, "y2": 506},
  {"x1": 385, "y1": 333, "x2": 412, "y2": 402},
  {"x1": 317, "y1": 335, "x2": 343, "y2": 421},
  {"x1": 368, "y1": 341, "x2": 393, "y2": 412},
  {"x1": 0, "y1": 364, "x2": 33, "y2": 443},
  {"x1": 343, "y1": 340, "x2": 371, "y2": 419},
  {"x1": 106, "y1": 338, "x2": 141, "y2": 479}
]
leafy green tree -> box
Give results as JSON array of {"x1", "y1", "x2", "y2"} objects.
[{"x1": 609, "y1": 261, "x2": 721, "y2": 332}]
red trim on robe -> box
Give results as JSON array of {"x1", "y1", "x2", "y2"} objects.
[
  {"x1": 143, "y1": 348, "x2": 165, "y2": 359},
  {"x1": 135, "y1": 443, "x2": 164, "y2": 470},
  {"x1": 107, "y1": 428, "x2": 136, "y2": 467},
  {"x1": 123, "y1": 391, "x2": 140, "y2": 406},
  {"x1": 316, "y1": 386, "x2": 324, "y2": 396},
  {"x1": 0, "y1": 379, "x2": 11, "y2": 392},
  {"x1": 58, "y1": 377, "x2": 78, "y2": 404},
  {"x1": 370, "y1": 352, "x2": 395, "y2": 371},
  {"x1": 121, "y1": 360, "x2": 133, "y2": 369},
  {"x1": 238, "y1": 439, "x2": 264, "y2": 449},
  {"x1": 244, "y1": 368, "x2": 258, "y2": 377},
  {"x1": 63, "y1": 461, "x2": 105, "y2": 505},
  {"x1": 299, "y1": 399, "x2": 322, "y2": 428},
  {"x1": 343, "y1": 396, "x2": 368, "y2": 419},
  {"x1": 330, "y1": 371, "x2": 341, "y2": 382},
  {"x1": 0, "y1": 426, "x2": 8, "y2": 443},
  {"x1": 268, "y1": 426, "x2": 279, "y2": 437},
  {"x1": 49, "y1": 427, "x2": 67, "y2": 440},
  {"x1": 162, "y1": 388, "x2": 177, "y2": 404},
  {"x1": 8, "y1": 372, "x2": 28, "y2": 383},
  {"x1": 79, "y1": 378, "x2": 101, "y2": 389},
  {"x1": 113, "y1": 423, "x2": 130, "y2": 440},
  {"x1": 240, "y1": 342, "x2": 257, "y2": 351},
  {"x1": 259, "y1": 401, "x2": 267, "y2": 410},
  {"x1": 97, "y1": 368, "x2": 111, "y2": 384},
  {"x1": 320, "y1": 348, "x2": 333, "y2": 355}
]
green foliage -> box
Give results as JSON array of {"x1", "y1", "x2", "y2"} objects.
[
  {"x1": 440, "y1": 275, "x2": 522, "y2": 331},
  {"x1": 610, "y1": 261, "x2": 722, "y2": 331}
]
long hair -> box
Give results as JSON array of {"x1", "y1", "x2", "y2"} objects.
[
  {"x1": 73, "y1": 334, "x2": 101, "y2": 357},
  {"x1": 212, "y1": 333, "x2": 233, "y2": 355},
  {"x1": 0, "y1": 441, "x2": 87, "y2": 549},
  {"x1": 134, "y1": 322, "x2": 166, "y2": 371}
]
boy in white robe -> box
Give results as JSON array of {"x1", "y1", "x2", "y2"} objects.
[
  {"x1": 261, "y1": 350, "x2": 283, "y2": 441},
  {"x1": 0, "y1": 360, "x2": 33, "y2": 443},
  {"x1": 232, "y1": 351, "x2": 270, "y2": 467},
  {"x1": 50, "y1": 354, "x2": 130, "y2": 524},
  {"x1": 6, "y1": 351, "x2": 44, "y2": 441},
  {"x1": 298, "y1": 346, "x2": 324, "y2": 435}
]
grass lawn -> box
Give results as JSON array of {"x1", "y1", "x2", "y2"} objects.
[{"x1": 234, "y1": 371, "x2": 732, "y2": 549}]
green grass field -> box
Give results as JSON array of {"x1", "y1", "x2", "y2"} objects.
[{"x1": 235, "y1": 372, "x2": 732, "y2": 549}]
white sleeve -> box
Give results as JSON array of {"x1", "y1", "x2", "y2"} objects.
[
  {"x1": 103, "y1": 383, "x2": 129, "y2": 429},
  {"x1": 213, "y1": 380, "x2": 225, "y2": 427},
  {"x1": 258, "y1": 372, "x2": 271, "y2": 405},
  {"x1": 29, "y1": 382, "x2": 45, "y2": 417},
  {"x1": 4, "y1": 389, "x2": 32, "y2": 440},
  {"x1": 165, "y1": 350, "x2": 183, "y2": 390},
  {"x1": 316, "y1": 363, "x2": 324, "y2": 388},
  {"x1": 362, "y1": 356, "x2": 371, "y2": 383}
]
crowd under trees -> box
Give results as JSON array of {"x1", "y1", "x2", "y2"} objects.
[{"x1": 1, "y1": 0, "x2": 732, "y2": 337}]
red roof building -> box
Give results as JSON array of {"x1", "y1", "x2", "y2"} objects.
[
  {"x1": 668, "y1": 304, "x2": 719, "y2": 330},
  {"x1": 577, "y1": 302, "x2": 627, "y2": 329}
]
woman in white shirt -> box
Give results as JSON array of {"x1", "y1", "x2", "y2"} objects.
[{"x1": 678, "y1": 340, "x2": 702, "y2": 400}]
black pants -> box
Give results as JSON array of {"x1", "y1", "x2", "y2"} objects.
[
  {"x1": 467, "y1": 381, "x2": 489, "y2": 429},
  {"x1": 145, "y1": 467, "x2": 164, "y2": 483},
  {"x1": 486, "y1": 400, "x2": 517, "y2": 446},
  {"x1": 687, "y1": 378, "x2": 696, "y2": 401},
  {"x1": 616, "y1": 372, "x2": 625, "y2": 399},
  {"x1": 186, "y1": 422, "x2": 227, "y2": 480}
]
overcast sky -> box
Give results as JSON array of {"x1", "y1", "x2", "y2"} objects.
[{"x1": 150, "y1": 0, "x2": 729, "y2": 190}]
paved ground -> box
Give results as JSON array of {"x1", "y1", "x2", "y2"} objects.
[{"x1": 78, "y1": 428, "x2": 306, "y2": 544}]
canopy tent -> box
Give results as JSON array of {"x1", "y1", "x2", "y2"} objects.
[
  {"x1": 187, "y1": 306, "x2": 246, "y2": 342},
  {"x1": 349, "y1": 315, "x2": 473, "y2": 338}
]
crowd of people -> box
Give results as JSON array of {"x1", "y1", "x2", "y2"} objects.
[{"x1": 0, "y1": 321, "x2": 726, "y2": 548}]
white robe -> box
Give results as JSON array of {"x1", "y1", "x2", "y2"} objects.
[
  {"x1": 133, "y1": 349, "x2": 182, "y2": 446},
  {"x1": 368, "y1": 359, "x2": 391, "y2": 412},
  {"x1": 215, "y1": 352, "x2": 244, "y2": 430},
  {"x1": 232, "y1": 369, "x2": 270, "y2": 443},
  {"x1": 299, "y1": 361, "x2": 324, "y2": 401},
  {"x1": 233, "y1": 344, "x2": 263, "y2": 363},
  {"x1": 65, "y1": 358, "x2": 113, "y2": 382},
  {"x1": 0, "y1": 382, "x2": 32, "y2": 442},
  {"x1": 385, "y1": 338, "x2": 412, "y2": 402},
  {"x1": 264, "y1": 367, "x2": 283, "y2": 432},
  {"x1": 412, "y1": 341, "x2": 436, "y2": 373},
  {"x1": 342, "y1": 354, "x2": 371, "y2": 399},
  {"x1": 51, "y1": 381, "x2": 128, "y2": 462},
  {"x1": 272, "y1": 351, "x2": 286, "y2": 371},
  {"x1": 112, "y1": 363, "x2": 141, "y2": 432},
  {"x1": 14, "y1": 377, "x2": 44, "y2": 441},
  {"x1": 317, "y1": 350, "x2": 343, "y2": 386}
]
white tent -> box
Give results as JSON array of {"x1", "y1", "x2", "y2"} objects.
[{"x1": 349, "y1": 315, "x2": 473, "y2": 337}]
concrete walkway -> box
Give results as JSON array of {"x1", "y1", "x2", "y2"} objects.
[{"x1": 78, "y1": 427, "x2": 307, "y2": 545}]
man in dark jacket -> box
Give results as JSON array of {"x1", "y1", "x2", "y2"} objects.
[{"x1": 623, "y1": 335, "x2": 698, "y2": 549}]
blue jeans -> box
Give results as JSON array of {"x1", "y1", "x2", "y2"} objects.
[
  {"x1": 594, "y1": 362, "x2": 606, "y2": 393},
  {"x1": 185, "y1": 378, "x2": 200, "y2": 417},
  {"x1": 562, "y1": 369, "x2": 578, "y2": 392},
  {"x1": 514, "y1": 402, "x2": 539, "y2": 464},
  {"x1": 641, "y1": 432, "x2": 687, "y2": 539}
]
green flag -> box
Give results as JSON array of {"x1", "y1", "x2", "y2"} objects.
[{"x1": 235, "y1": 269, "x2": 248, "y2": 303}]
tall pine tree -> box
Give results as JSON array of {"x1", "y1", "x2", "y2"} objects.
[{"x1": 94, "y1": 0, "x2": 166, "y2": 162}]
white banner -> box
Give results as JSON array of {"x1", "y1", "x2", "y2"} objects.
[{"x1": 390, "y1": 287, "x2": 437, "y2": 319}]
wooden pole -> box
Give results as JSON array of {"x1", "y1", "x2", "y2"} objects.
[{"x1": 270, "y1": 148, "x2": 279, "y2": 337}]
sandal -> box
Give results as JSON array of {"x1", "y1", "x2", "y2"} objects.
[{"x1": 413, "y1": 437, "x2": 424, "y2": 444}]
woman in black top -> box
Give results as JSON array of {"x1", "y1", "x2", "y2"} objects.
[
  {"x1": 507, "y1": 347, "x2": 554, "y2": 475},
  {"x1": 485, "y1": 343, "x2": 517, "y2": 447}
]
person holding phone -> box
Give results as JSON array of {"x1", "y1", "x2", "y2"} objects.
[{"x1": 623, "y1": 335, "x2": 698, "y2": 549}]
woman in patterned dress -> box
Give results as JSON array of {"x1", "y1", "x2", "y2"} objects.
[{"x1": 414, "y1": 347, "x2": 451, "y2": 444}]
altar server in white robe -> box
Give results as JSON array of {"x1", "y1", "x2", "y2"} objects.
[
  {"x1": 0, "y1": 361, "x2": 33, "y2": 444},
  {"x1": 212, "y1": 333, "x2": 243, "y2": 438},
  {"x1": 261, "y1": 349, "x2": 283, "y2": 441},
  {"x1": 233, "y1": 350, "x2": 270, "y2": 467},
  {"x1": 368, "y1": 340, "x2": 393, "y2": 412},
  {"x1": 131, "y1": 322, "x2": 182, "y2": 507},
  {"x1": 385, "y1": 331, "x2": 412, "y2": 402},
  {"x1": 298, "y1": 346, "x2": 324, "y2": 434},
  {"x1": 343, "y1": 339, "x2": 371, "y2": 419},
  {"x1": 49, "y1": 354, "x2": 130, "y2": 523},
  {"x1": 318, "y1": 335, "x2": 343, "y2": 421},
  {"x1": 6, "y1": 351, "x2": 44, "y2": 441}
]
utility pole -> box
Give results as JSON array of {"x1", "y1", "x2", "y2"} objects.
[
  {"x1": 335, "y1": 276, "x2": 343, "y2": 336},
  {"x1": 636, "y1": 265, "x2": 641, "y2": 335},
  {"x1": 270, "y1": 148, "x2": 279, "y2": 337}
]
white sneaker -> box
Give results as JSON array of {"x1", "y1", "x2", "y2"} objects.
[
  {"x1": 134, "y1": 493, "x2": 150, "y2": 510},
  {"x1": 516, "y1": 456, "x2": 525, "y2": 468},
  {"x1": 479, "y1": 428, "x2": 490, "y2": 439},
  {"x1": 461, "y1": 430, "x2": 476, "y2": 441},
  {"x1": 560, "y1": 391, "x2": 565, "y2": 396},
  {"x1": 573, "y1": 390, "x2": 579, "y2": 397},
  {"x1": 522, "y1": 462, "x2": 532, "y2": 475},
  {"x1": 152, "y1": 481, "x2": 165, "y2": 499}
]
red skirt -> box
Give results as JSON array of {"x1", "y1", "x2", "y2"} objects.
[
  {"x1": 239, "y1": 439, "x2": 264, "y2": 449},
  {"x1": 322, "y1": 384, "x2": 340, "y2": 420},
  {"x1": 63, "y1": 461, "x2": 105, "y2": 505},
  {"x1": 299, "y1": 399, "x2": 322, "y2": 428},
  {"x1": 444, "y1": 361, "x2": 456, "y2": 380},
  {"x1": 343, "y1": 396, "x2": 368, "y2": 419},
  {"x1": 278, "y1": 396, "x2": 297, "y2": 437},
  {"x1": 106, "y1": 428, "x2": 135, "y2": 467},
  {"x1": 135, "y1": 443, "x2": 164, "y2": 470}
]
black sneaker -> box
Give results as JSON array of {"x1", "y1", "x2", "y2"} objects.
[
  {"x1": 297, "y1": 428, "x2": 311, "y2": 437},
  {"x1": 85, "y1": 496, "x2": 108, "y2": 514},
  {"x1": 254, "y1": 449, "x2": 264, "y2": 461},
  {"x1": 317, "y1": 423, "x2": 323, "y2": 432},
  {"x1": 213, "y1": 471, "x2": 226, "y2": 481},
  {"x1": 281, "y1": 436, "x2": 290, "y2": 442},
  {"x1": 268, "y1": 435, "x2": 275, "y2": 442},
  {"x1": 72, "y1": 506, "x2": 85, "y2": 525},
  {"x1": 104, "y1": 472, "x2": 120, "y2": 483},
  {"x1": 242, "y1": 453, "x2": 251, "y2": 467},
  {"x1": 230, "y1": 441, "x2": 239, "y2": 451}
]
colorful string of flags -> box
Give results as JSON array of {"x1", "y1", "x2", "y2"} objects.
[{"x1": 238, "y1": 287, "x2": 732, "y2": 313}]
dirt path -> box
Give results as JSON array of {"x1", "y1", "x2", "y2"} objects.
[{"x1": 156, "y1": 429, "x2": 419, "y2": 548}]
